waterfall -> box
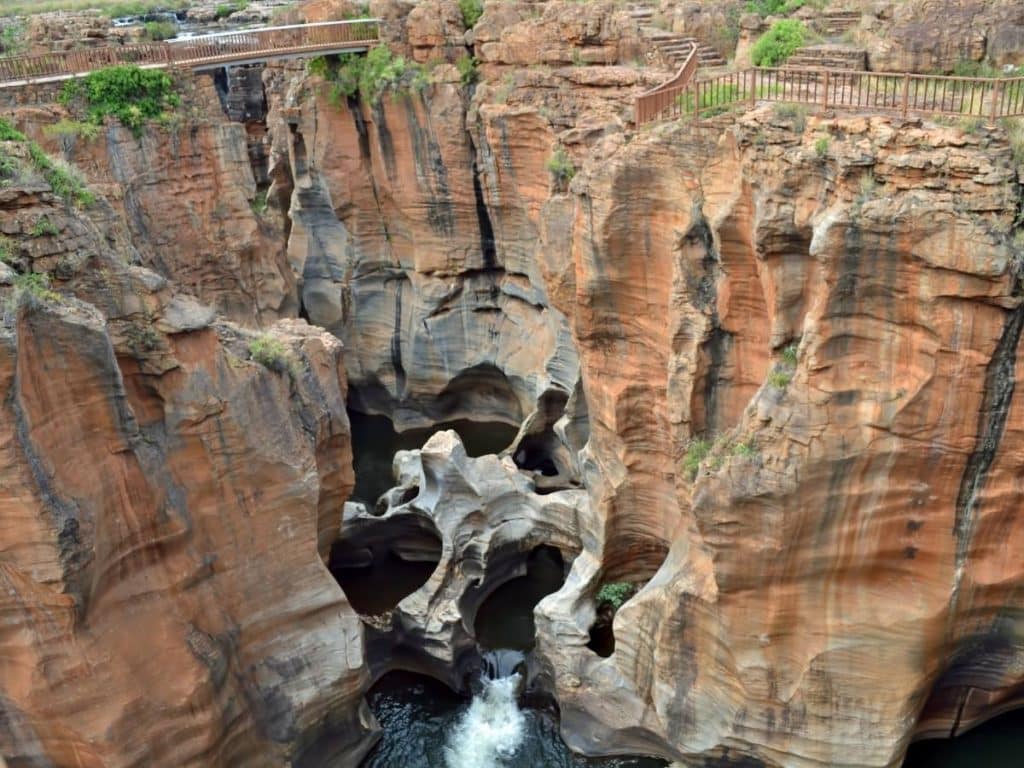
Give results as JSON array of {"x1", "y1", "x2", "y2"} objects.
[{"x1": 442, "y1": 651, "x2": 527, "y2": 767}]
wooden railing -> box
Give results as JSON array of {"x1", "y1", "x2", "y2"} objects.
[
  {"x1": 636, "y1": 66, "x2": 1024, "y2": 125},
  {"x1": 0, "y1": 19, "x2": 380, "y2": 86},
  {"x1": 634, "y1": 44, "x2": 699, "y2": 126}
]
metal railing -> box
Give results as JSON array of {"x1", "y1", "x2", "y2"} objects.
[
  {"x1": 0, "y1": 19, "x2": 380, "y2": 86},
  {"x1": 634, "y1": 44, "x2": 699, "y2": 126},
  {"x1": 636, "y1": 66, "x2": 1024, "y2": 125}
]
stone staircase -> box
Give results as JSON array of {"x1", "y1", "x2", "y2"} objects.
[
  {"x1": 812, "y1": 10, "x2": 862, "y2": 37},
  {"x1": 785, "y1": 45, "x2": 867, "y2": 71},
  {"x1": 627, "y1": 3, "x2": 726, "y2": 68}
]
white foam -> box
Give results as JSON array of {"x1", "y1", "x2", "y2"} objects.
[{"x1": 443, "y1": 674, "x2": 525, "y2": 768}]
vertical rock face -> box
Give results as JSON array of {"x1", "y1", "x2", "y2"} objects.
[
  {"x1": 0, "y1": 174, "x2": 368, "y2": 767},
  {"x1": 534, "y1": 112, "x2": 1024, "y2": 768},
  {"x1": 264, "y1": 62, "x2": 580, "y2": 434}
]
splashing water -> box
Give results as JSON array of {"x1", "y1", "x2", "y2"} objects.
[{"x1": 443, "y1": 673, "x2": 526, "y2": 768}]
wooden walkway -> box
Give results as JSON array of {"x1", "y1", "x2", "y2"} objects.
[
  {"x1": 0, "y1": 19, "x2": 379, "y2": 88},
  {"x1": 636, "y1": 47, "x2": 1024, "y2": 125}
]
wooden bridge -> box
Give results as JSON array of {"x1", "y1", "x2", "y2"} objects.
[
  {"x1": 636, "y1": 46, "x2": 1024, "y2": 125},
  {"x1": 0, "y1": 19, "x2": 380, "y2": 88}
]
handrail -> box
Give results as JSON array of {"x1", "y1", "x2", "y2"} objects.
[
  {"x1": 0, "y1": 19, "x2": 380, "y2": 87},
  {"x1": 635, "y1": 65, "x2": 1024, "y2": 125},
  {"x1": 635, "y1": 44, "x2": 698, "y2": 125}
]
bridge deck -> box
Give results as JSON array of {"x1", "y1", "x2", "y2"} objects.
[{"x1": 0, "y1": 19, "x2": 379, "y2": 88}]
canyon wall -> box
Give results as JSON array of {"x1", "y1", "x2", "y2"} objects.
[{"x1": 3, "y1": 1, "x2": 1024, "y2": 767}]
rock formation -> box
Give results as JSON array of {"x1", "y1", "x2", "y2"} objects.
[{"x1": 3, "y1": 1, "x2": 1024, "y2": 767}]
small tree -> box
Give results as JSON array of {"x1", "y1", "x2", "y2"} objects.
[{"x1": 751, "y1": 20, "x2": 805, "y2": 67}]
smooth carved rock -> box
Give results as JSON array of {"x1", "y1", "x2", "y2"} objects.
[
  {"x1": 347, "y1": 430, "x2": 591, "y2": 687},
  {"x1": 532, "y1": 111, "x2": 1024, "y2": 768},
  {"x1": 0, "y1": 179, "x2": 369, "y2": 767}
]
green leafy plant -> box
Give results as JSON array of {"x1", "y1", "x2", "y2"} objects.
[
  {"x1": 456, "y1": 54, "x2": 478, "y2": 87},
  {"x1": 31, "y1": 216, "x2": 58, "y2": 238},
  {"x1": 781, "y1": 343, "x2": 798, "y2": 367},
  {"x1": 683, "y1": 437, "x2": 711, "y2": 480},
  {"x1": 768, "y1": 369, "x2": 792, "y2": 389},
  {"x1": 143, "y1": 20, "x2": 177, "y2": 41},
  {"x1": 751, "y1": 20, "x2": 805, "y2": 67},
  {"x1": 457, "y1": 0, "x2": 483, "y2": 28},
  {"x1": 214, "y1": 1, "x2": 248, "y2": 20},
  {"x1": 814, "y1": 136, "x2": 829, "y2": 159},
  {"x1": 312, "y1": 46, "x2": 415, "y2": 105},
  {"x1": 11, "y1": 272, "x2": 61, "y2": 305},
  {"x1": 733, "y1": 441, "x2": 758, "y2": 458},
  {"x1": 44, "y1": 119, "x2": 102, "y2": 142},
  {"x1": 0, "y1": 235, "x2": 15, "y2": 264},
  {"x1": 248, "y1": 334, "x2": 292, "y2": 373},
  {"x1": 59, "y1": 65, "x2": 180, "y2": 136},
  {"x1": 0, "y1": 118, "x2": 27, "y2": 143},
  {"x1": 596, "y1": 582, "x2": 635, "y2": 610},
  {"x1": 546, "y1": 147, "x2": 576, "y2": 187},
  {"x1": 250, "y1": 189, "x2": 268, "y2": 215},
  {"x1": 1, "y1": 19, "x2": 26, "y2": 57}
]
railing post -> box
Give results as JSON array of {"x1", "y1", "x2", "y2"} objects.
[
  {"x1": 750, "y1": 69, "x2": 756, "y2": 108},
  {"x1": 989, "y1": 79, "x2": 1004, "y2": 126},
  {"x1": 822, "y1": 70, "x2": 830, "y2": 111},
  {"x1": 901, "y1": 74, "x2": 909, "y2": 118}
]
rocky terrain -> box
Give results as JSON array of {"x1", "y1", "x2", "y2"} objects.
[{"x1": 2, "y1": 0, "x2": 1024, "y2": 767}]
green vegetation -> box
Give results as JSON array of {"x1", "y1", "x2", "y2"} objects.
[
  {"x1": 768, "y1": 369, "x2": 792, "y2": 389},
  {"x1": 0, "y1": 0, "x2": 188, "y2": 16},
  {"x1": 746, "y1": 0, "x2": 806, "y2": 16},
  {"x1": 143, "y1": 20, "x2": 177, "y2": 41},
  {"x1": 248, "y1": 335, "x2": 292, "y2": 374},
  {"x1": 44, "y1": 119, "x2": 102, "y2": 142},
  {"x1": 751, "y1": 20, "x2": 806, "y2": 67},
  {"x1": 214, "y1": 0, "x2": 249, "y2": 20},
  {"x1": 457, "y1": 0, "x2": 483, "y2": 28},
  {"x1": 733, "y1": 441, "x2": 758, "y2": 459},
  {"x1": 1004, "y1": 118, "x2": 1024, "y2": 171},
  {"x1": 596, "y1": 582, "x2": 635, "y2": 610},
  {"x1": 0, "y1": 235, "x2": 15, "y2": 264},
  {"x1": 1, "y1": 19, "x2": 26, "y2": 57},
  {"x1": 546, "y1": 147, "x2": 576, "y2": 186},
  {"x1": 678, "y1": 83, "x2": 745, "y2": 116},
  {"x1": 856, "y1": 171, "x2": 877, "y2": 204},
  {"x1": 308, "y1": 46, "x2": 416, "y2": 105},
  {"x1": 773, "y1": 102, "x2": 807, "y2": 132},
  {"x1": 31, "y1": 216, "x2": 58, "y2": 238},
  {"x1": 814, "y1": 136, "x2": 829, "y2": 159},
  {"x1": 250, "y1": 189, "x2": 268, "y2": 215},
  {"x1": 683, "y1": 436, "x2": 711, "y2": 480},
  {"x1": 781, "y1": 343, "x2": 798, "y2": 367},
  {"x1": 11, "y1": 272, "x2": 61, "y2": 305},
  {"x1": 0, "y1": 118, "x2": 94, "y2": 207},
  {"x1": 59, "y1": 65, "x2": 180, "y2": 136},
  {"x1": 456, "y1": 54, "x2": 478, "y2": 87}
]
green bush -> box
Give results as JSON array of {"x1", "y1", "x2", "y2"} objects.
[
  {"x1": 143, "y1": 20, "x2": 177, "y2": 41},
  {"x1": 44, "y1": 119, "x2": 102, "y2": 142},
  {"x1": 12, "y1": 272, "x2": 61, "y2": 305},
  {"x1": 596, "y1": 582, "x2": 635, "y2": 610},
  {"x1": 60, "y1": 65, "x2": 180, "y2": 135},
  {"x1": 768, "y1": 369, "x2": 792, "y2": 389},
  {"x1": 248, "y1": 335, "x2": 292, "y2": 373},
  {"x1": 214, "y1": 1, "x2": 248, "y2": 20},
  {"x1": 733, "y1": 441, "x2": 758, "y2": 458},
  {"x1": 751, "y1": 20, "x2": 805, "y2": 67},
  {"x1": 312, "y1": 47, "x2": 413, "y2": 105},
  {"x1": 458, "y1": 0, "x2": 483, "y2": 28},
  {"x1": 456, "y1": 54, "x2": 478, "y2": 86},
  {"x1": 31, "y1": 216, "x2": 58, "y2": 238},
  {"x1": 814, "y1": 136, "x2": 829, "y2": 159},
  {"x1": 746, "y1": 0, "x2": 807, "y2": 16},
  {"x1": 0, "y1": 119, "x2": 93, "y2": 206},
  {"x1": 781, "y1": 343, "x2": 798, "y2": 366},
  {"x1": 546, "y1": 147, "x2": 576, "y2": 186},
  {"x1": 0, "y1": 236, "x2": 15, "y2": 264},
  {"x1": 683, "y1": 437, "x2": 711, "y2": 480},
  {"x1": 0, "y1": 118, "x2": 27, "y2": 142}
]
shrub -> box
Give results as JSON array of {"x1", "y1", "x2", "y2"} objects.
[
  {"x1": 596, "y1": 582, "x2": 635, "y2": 610},
  {"x1": 44, "y1": 119, "x2": 102, "y2": 142},
  {"x1": 12, "y1": 272, "x2": 61, "y2": 305},
  {"x1": 856, "y1": 171, "x2": 877, "y2": 204},
  {"x1": 733, "y1": 441, "x2": 758, "y2": 458},
  {"x1": 0, "y1": 118, "x2": 27, "y2": 143},
  {"x1": 313, "y1": 46, "x2": 414, "y2": 104},
  {"x1": 781, "y1": 343, "x2": 798, "y2": 366},
  {"x1": 214, "y1": 2, "x2": 246, "y2": 20},
  {"x1": 683, "y1": 437, "x2": 711, "y2": 480},
  {"x1": 773, "y1": 102, "x2": 807, "y2": 131},
  {"x1": 814, "y1": 136, "x2": 829, "y2": 159},
  {"x1": 59, "y1": 65, "x2": 180, "y2": 135},
  {"x1": 0, "y1": 236, "x2": 15, "y2": 264},
  {"x1": 143, "y1": 20, "x2": 177, "y2": 41},
  {"x1": 747, "y1": 0, "x2": 807, "y2": 16},
  {"x1": 458, "y1": 0, "x2": 483, "y2": 28},
  {"x1": 248, "y1": 335, "x2": 292, "y2": 373},
  {"x1": 751, "y1": 20, "x2": 805, "y2": 67},
  {"x1": 456, "y1": 54, "x2": 478, "y2": 87},
  {"x1": 768, "y1": 369, "x2": 792, "y2": 389},
  {"x1": 31, "y1": 216, "x2": 58, "y2": 237},
  {"x1": 546, "y1": 147, "x2": 576, "y2": 186},
  {"x1": 0, "y1": 120, "x2": 93, "y2": 206},
  {"x1": 250, "y1": 189, "x2": 268, "y2": 215}
]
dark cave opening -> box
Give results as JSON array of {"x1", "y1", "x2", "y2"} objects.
[
  {"x1": 347, "y1": 408, "x2": 519, "y2": 504},
  {"x1": 472, "y1": 545, "x2": 566, "y2": 651},
  {"x1": 328, "y1": 515, "x2": 442, "y2": 616},
  {"x1": 902, "y1": 706, "x2": 1024, "y2": 767},
  {"x1": 586, "y1": 603, "x2": 616, "y2": 658}
]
